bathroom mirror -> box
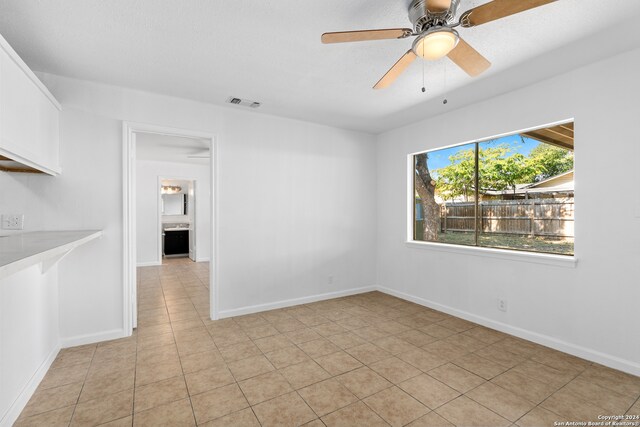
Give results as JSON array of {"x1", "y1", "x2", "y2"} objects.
[{"x1": 162, "y1": 194, "x2": 187, "y2": 215}]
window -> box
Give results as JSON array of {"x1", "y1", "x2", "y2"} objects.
[{"x1": 412, "y1": 122, "x2": 574, "y2": 256}]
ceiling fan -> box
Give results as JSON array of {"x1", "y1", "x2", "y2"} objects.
[{"x1": 321, "y1": 0, "x2": 557, "y2": 89}]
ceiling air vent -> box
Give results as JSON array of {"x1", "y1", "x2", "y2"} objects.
[{"x1": 226, "y1": 97, "x2": 262, "y2": 109}]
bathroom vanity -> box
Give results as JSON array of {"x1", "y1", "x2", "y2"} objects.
[{"x1": 163, "y1": 226, "x2": 189, "y2": 256}]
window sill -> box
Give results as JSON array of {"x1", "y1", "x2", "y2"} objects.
[{"x1": 405, "y1": 240, "x2": 577, "y2": 268}]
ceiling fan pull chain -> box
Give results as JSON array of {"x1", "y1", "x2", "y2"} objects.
[
  {"x1": 421, "y1": 43, "x2": 426, "y2": 93},
  {"x1": 443, "y1": 61, "x2": 448, "y2": 104}
]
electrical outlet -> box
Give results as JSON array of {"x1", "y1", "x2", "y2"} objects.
[
  {"x1": 328, "y1": 275, "x2": 334, "y2": 285},
  {"x1": 497, "y1": 298, "x2": 508, "y2": 312},
  {"x1": 1, "y1": 214, "x2": 24, "y2": 230}
]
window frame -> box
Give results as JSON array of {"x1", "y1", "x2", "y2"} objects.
[{"x1": 406, "y1": 120, "x2": 577, "y2": 268}]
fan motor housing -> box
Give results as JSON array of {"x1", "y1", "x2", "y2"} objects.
[{"x1": 409, "y1": 0, "x2": 460, "y2": 33}]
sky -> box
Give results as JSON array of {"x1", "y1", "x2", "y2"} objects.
[{"x1": 427, "y1": 134, "x2": 541, "y2": 172}]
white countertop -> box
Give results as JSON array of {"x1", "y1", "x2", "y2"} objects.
[{"x1": 0, "y1": 230, "x2": 102, "y2": 280}]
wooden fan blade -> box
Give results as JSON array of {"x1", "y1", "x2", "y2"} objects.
[
  {"x1": 460, "y1": 0, "x2": 557, "y2": 27},
  {"x1": 447, "y1": 38, "x2": 491, "y2": 77},
  {"x1": 322, "y1": 28, "x2": 412, "y2": 44},
  {"x1": 426, "y1": 0, "x2": 452, "y2": 13},
  {"x1": 374, "y1": 50, "x2": 417, "y2": 90}
]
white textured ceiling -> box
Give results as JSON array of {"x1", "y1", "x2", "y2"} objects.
[
  {"x1": 136, "y1": 133, "x2": 209, "y2": 165},
  {"x1": 0, "y1": 0, "x2": 639, "y2": 133}
]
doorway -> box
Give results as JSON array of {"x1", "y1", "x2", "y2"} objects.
[
  {"x1": 159, "y1": 178, "x2": 196, "y2": 263},
  {"x1": 123, "y1": 122, "x2": 218, "y2": 333}
]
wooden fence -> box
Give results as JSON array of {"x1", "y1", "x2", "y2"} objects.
[{"x1": 440, "y1": 198, "x2": 574, "y2": 237}]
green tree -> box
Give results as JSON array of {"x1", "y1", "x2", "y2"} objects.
[
  {"x1": 435, "y1": 148, "x2": 475, "y2": 201},
  {"x1": 435, "y1": 144, "x2": 534, "y2": 200},
  {"x1": 522, "y1": 143, "x2": 574, "y2": 183},
  {"x1": 478, "y1": 144, "x2": 534, "y2": 194},
  {"x1": 434, "y1": 142, "x2": 573, "y2": 201}
]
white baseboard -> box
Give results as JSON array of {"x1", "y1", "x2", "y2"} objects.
[
  {"x1": 60, "y1": 328, "x2": 127, "y2": 348},
  {"x1": 377, "y1": 286, "x2": 640, "y2": 377},
  {"x1": 136, "y1": 261, "x2": 161, "y2": 267},
  {"x1": 196, "y1": 257, "x2": 210, "y2": 263},
  {"x1": 218, "y1": 286, "x2": 377, "y2": 319},
  {"x1": 0, "y1": 343, "x2": 60, "y2": 427}
]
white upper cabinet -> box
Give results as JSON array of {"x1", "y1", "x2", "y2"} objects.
[{"x1": 0, "y1": 33, "x2": 61, "y2": 175}]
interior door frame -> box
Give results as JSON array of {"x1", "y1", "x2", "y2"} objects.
[
  {"x1": 157, "y1": 176, "x2": 197, "y2": 263},
  {"x1": 188, "y1": 180, "x2": 196, "y2": 261},
  {"x1": 123, "y1": 122, "x2": 218, "y2": 334}
]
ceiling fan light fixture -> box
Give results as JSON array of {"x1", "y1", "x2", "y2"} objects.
[{"x1": 412, "y1": 27, "x2": 459, "y2": 60}]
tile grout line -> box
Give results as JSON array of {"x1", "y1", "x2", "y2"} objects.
[
  {"x1": 167, "y1": 279, "x2": 199, "y2": 427},
  {"x1": 129, "y1": 271, "x2": 148, "y2": 423},
  {"x1": 628, "y1": 395, "x2": 640, "y2": 415},
  {"x1": 65, "y1": 339, "x2": 98, "y2": 426},
  {"x1": 136, "y1": 266, "x2": 182, "y2": 421},
  {"x1": 198, "y1": 281, "x2": 264, "y2": 426},
  {"x1": 214, "y1": 316, "x2": 266, "y2": 427}
]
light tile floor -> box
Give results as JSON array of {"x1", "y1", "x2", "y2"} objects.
[{"x1": 15, "y1": 258, "x2": 640, "y2": 426}]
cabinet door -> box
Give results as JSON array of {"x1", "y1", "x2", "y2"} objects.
[
  {"x1": 164, "y1": 231, "x2": 189, "y2": 255},
  {"x1": 0, "y1": 37, "x2": 61, "y2": 174},
  {"x1": 0, "y1": 49, "x2": 39, "y2": 160},
  {"x1": 179, "y1": 231, "x2": 189, "y2": 254},
  {"x1": 164, "y1": 233, "x2": 178, "y2": 255}
]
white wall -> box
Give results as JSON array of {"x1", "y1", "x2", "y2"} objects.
[
  {"x1": 0, "y1": 264, "x2": 59, "y2": 425},
  {"x1": 376, "y1": 48, "x2": 640, "y2": 375},
  {"x1": 14, "y1": 72, "x2": 377, "y2": 339},
  {"x1": 136, "y1": 160, "x2": 210, "y2": 265},
  {"x1": 0, "y1": 110, "x2": 123, "y2": 344}
]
